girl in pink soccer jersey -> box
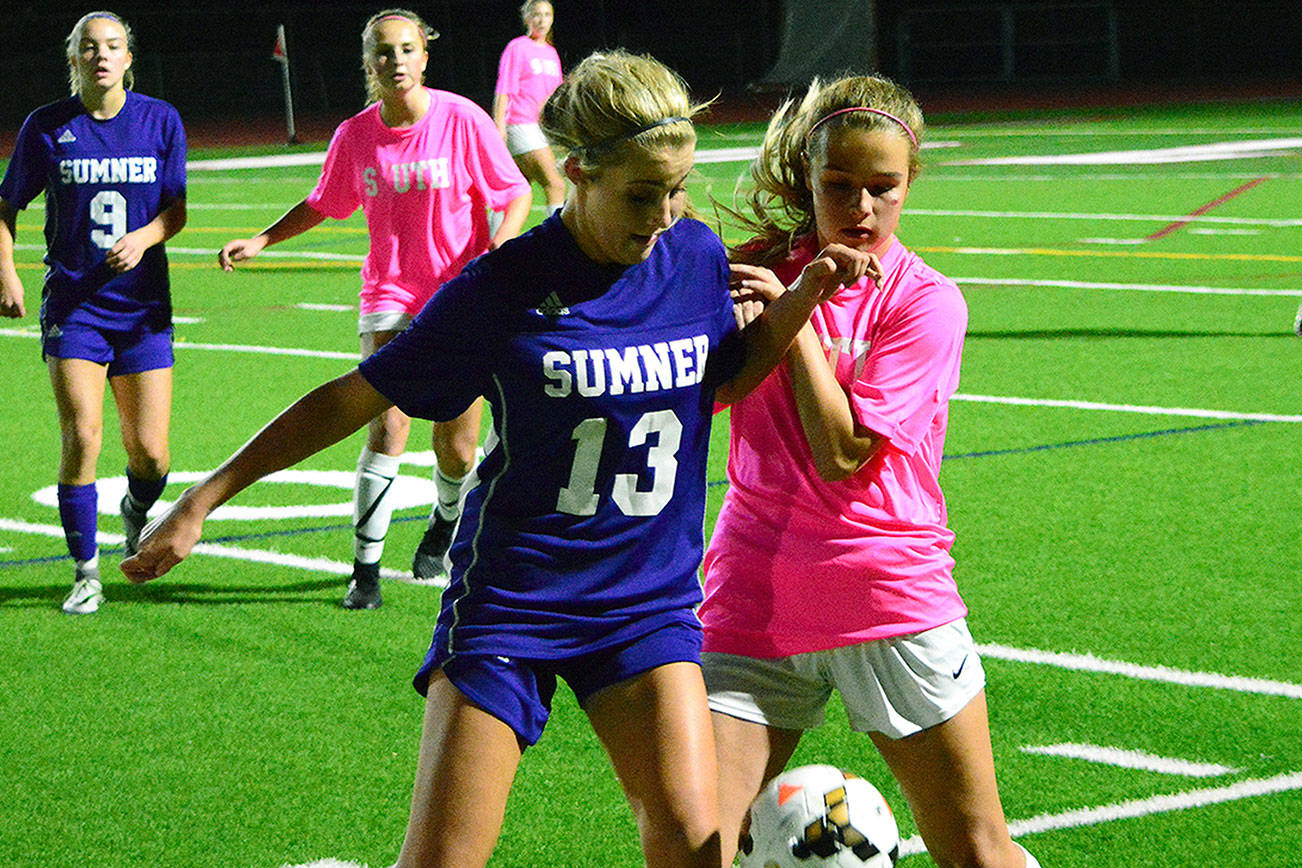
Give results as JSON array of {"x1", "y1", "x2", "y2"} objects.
[
  {"x1": 218, "y1": 9, "x2": 531, "y2": 609},
  {"x1": 493, "y1": 0, "x2": 565, "y2": 214},
  {"x1": 700, "y1": 76, "x2": 1044, "y2": 868}
]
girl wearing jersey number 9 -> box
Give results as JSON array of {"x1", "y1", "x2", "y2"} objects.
[
  {"x1": 123, "y1": 49, "x2": 870, "y2": 868},
  {"x1": 0, "y1": 11, "x2": 187, "y2": 615}
]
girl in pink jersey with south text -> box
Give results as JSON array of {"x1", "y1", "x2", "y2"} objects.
[
  {"x1": 700, "y1": 76, "x2": 1043, "y2": 868},
  {"x1": 493, "y1": 1, "x2": 565, "y2": 214},
  {"x1": 218, "y1": 9, "x2": 531, "y2": 609}
]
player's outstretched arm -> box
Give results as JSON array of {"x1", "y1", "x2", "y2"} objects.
[
  {"x1": 120, "y1": 370, "x2": 392, "y2": 582},
  {"x1": 715, "y1": 243, "x2": 876, "y2": 405},
  {"x1": 218, "y1": 198, "x2": 326, "y2": 271}
]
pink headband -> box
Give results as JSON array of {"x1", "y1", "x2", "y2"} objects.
[{"x1": 806, "y1": 107, "x2": 918, "y2": 150}]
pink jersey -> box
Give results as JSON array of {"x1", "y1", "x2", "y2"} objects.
[
  {"x1": 699, "y1": 235, "x2": 969, "y2": 657},
  {"x1": 495, "y1": 36, "x2": 562, "y2": 126},
  {"x1": 307, "y1": 88, "x2": 529, "y2": 315}
]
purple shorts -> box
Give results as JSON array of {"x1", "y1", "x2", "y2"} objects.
[
  {"x1": 417, "y1": 620, "x2": 703, "y2": 745},
  {"x1": 42, "y1": 320, "x2": 174, "y2": 376}
]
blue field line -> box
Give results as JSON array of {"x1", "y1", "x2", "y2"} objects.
[
  {"x1": 705, "y1": 418, "x2": 1266, "y2": 487},
  {"x1": 942, "y1": 418, "x2": 1265, "y2": 460},
  {"x1": 0, "y1": 419, "x2": 1270, "y2": 568}
]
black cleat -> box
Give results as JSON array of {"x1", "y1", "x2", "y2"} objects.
[
  {"x1": 411, "y1": 513, "x2": 457, "y2": 580},
  {"x1": 342, "y1": 560, "x2": 382, "y2": 610}
]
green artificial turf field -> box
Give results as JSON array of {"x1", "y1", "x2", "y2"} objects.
[{"x1": 2, "y1": 96, "x2": 1299, "y2": 867}]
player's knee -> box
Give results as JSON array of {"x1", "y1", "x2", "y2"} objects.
[{"x1": 126, "y1": 447, "x2": 169, "y2": 481}]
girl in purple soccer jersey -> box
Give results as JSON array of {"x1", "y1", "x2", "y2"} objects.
[
  {"x1": 124, "y1": 49, "x2": 872, "y2": 868},
  {"x1": 218, "y1": 9, "x2": 532, "y2": 609},
  {"x1": 0, "y1": 11, "x2": 187, "y2": 614},
  {"x1": 493, "y1": 0, "x2": 566, "y2": 215},
  {"x1": 700, "y1": 75, "x2": 1044, "y2": 868}
]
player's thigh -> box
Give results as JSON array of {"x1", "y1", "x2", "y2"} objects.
[
  {"x1": 585, "y1": 661, "x2": 719, "y2": 831},
  {"x1": 869, "y1": 691, "x2": 1016, "y2": 866},
  {"x1": 109, "y1": 366, "x2": 172, "y2": 459},
  {"x1": 47, "y1": 356, "x2": 108, "y2": 446},
  {"x1": 396, "y1": 670, "x2": 524, "y2": 868}
]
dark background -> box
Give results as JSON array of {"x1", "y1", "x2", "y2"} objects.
[{"x1": 3, "y1": 0, "x2": 1300, "y2": 137}]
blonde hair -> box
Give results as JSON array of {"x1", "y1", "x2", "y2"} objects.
[
  {"x1": 66, "y1": 11, "x2": 134, "y2": 96},
  {"x1": 520, "y1": 0, "x2": 554, "y2": 45},
  {"x1": 541, "y1": 50, "x2": 708, "y2": 176},
  {"x1": 733, "y1": 75, "x2": 924, "y2": 265},
  {"x1": 361, "y1": 8, "x2": 436, "y2": 104}
]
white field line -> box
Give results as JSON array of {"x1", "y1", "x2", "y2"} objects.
[
  {"x1": 1020, "y1": 743, "x2": 1239, "y2": 777},
  {"x1": 953, "y1": 395, "x2": 1302, "y2": 424},
  {"x1": 899, "y1": 772, "x2": 1302, "y2": 857},
  {"x1": 978, "y1": 643, "x2": 1302, "y2": 700},
  {"x1": 947, "y1": 138, "x2": 1302, "y2": 165},
  {"x1": 295, "y1": 302, "x2": 354, "y2": 312},
  {"x1": 0, "y1": 517, "x2": 441, "y2": 586},
  {"x1": 908, "y1": 209, "x2": 1302, "y2": 228},
  {"x1": 955, "y1": 276, "x2": 1302, "y2": 297},
  {"x1": 2, "y1": 328, "x2": 1296, "y2": 420}
]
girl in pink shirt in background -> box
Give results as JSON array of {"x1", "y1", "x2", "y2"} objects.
[
  {"x1": 493, "y1": 1, "x2": 565, "y2": 214},
  {"x1": 701, "y1": 75, "x2": 1043, "y2": 868},
  {"x1": 218, "y1": 9, "x2": 531, "y2": 609}
]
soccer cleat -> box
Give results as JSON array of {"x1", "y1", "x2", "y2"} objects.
[
  {"x1": 342, "y1": 560, "x2": 382, "y2": 610},
  {"x1": 411, "y1": 513, "x2": 457, "y2": 580},
  {"x1": 1294, "y1": 303, "x2": 1302, "y2": 336},
  {"x1": 120, "y1": 493, "x2": 148, "y2": 557},
  {"x1": 62, "y1": 569, "x2": 104, "y2": 615}
]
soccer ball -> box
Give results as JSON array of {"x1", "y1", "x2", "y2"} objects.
[{"x1": 739, "y1": 764, "x2": 899, "y2": 868}]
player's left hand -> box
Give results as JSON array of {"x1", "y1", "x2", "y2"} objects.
[
  {"x1": 729, "y1": 263, "x2": 786, "y2": 329},
  {"x1": 120, "y1": 490, "x2": 206, "y2": 583},
  {"x1": 105, "y1": 230, "x2": 148, "y2": 273}
]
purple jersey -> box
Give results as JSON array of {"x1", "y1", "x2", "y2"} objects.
[
  {"x1": 0, "y1": 92, "x2": 187, "y2": 332},
  {"x1": 360, "y1": 214, "x2": 742, "y2": 661}
]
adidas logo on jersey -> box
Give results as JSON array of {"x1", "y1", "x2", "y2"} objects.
[
  {"x1": 534, "y1": 292, "x2": 570, "y2": 317},
  {"x1": 57, "y1": 129, "x2": 77, "y2": 144}
]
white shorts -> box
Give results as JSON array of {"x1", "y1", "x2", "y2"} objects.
[
  {"x1": 358, "y1": 310, "x2": 413, "y2": 336},
  {"x1": 703, "y1": 619, "x2": 985, "y2": 740},
  {"x1": 505, "y1": 123, "x2": 551, "y2": 156}
]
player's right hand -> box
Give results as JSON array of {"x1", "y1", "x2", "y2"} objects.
[
  {"x1": 217, "y1": 236, "x2": 267, "y2": 272},
  {"x1": 795, "y1": 243, "x2": 882, "y2": 303},
  {"x1": 120, "y1": 491, "x2": 206, "y2": 583},
  {"x1": 0, "y1": 277, "x2": 26, "y2": 318}
]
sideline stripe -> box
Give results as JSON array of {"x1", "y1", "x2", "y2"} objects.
[
  {"x1": 0, "y1": 518, "x2": 439, "y2": 586},
  {"x1": 899, "y1": 772, "x2": 1302, "y2": 857},
  {"x1": 956, "y1": 277, "x2": 1302, "y2": 297},
  {"x1": 978, "y1": 643, "x2": 1302, "y2": 699},
  {"x1": 1145, "y1": 176, "x2": 1271, "y2": 241},
  {"x1": 2, "y1": 328, "x2": 1295, "y2": 421},
  {"x1": 1020, "y1": 743, "x2": 1239, "y2": 777},
  {"x1": 952, "y1": 394, "x2": 1302, "y2": 424},
  {"x1": 175, "y1": 340, "x2": 355, "y2": 360}
]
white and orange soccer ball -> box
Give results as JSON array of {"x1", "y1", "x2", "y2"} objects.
[{"x1": 739, "y1": 764, "x2": 899, "y2": 868}]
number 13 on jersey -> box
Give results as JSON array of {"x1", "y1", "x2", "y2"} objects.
[{"x1": 557, "y1": 409, "x2": 682, "y2": 518}]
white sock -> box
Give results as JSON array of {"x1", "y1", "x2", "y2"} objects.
[
  {"x1": 432, "y1": 467, "x2": 468, "y2": 523},
  {"x1": 1016, "y1": 842, "x2": 1042, "y2": 868},
  {"x1": 353, "y1": 447, "x2": 402, "y2": 564}
]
